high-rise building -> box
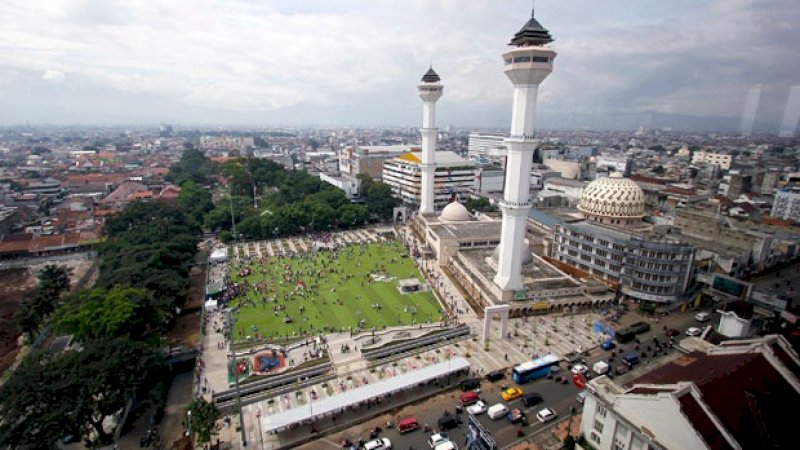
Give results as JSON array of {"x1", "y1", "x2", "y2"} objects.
[
  {"x1": 382, "y1": 151, "x2": 474, "y2": 209},
  {"x1": 467, "y1": 133, "x2": 505, "y2": 159},
  {"x1": 771, "y1": 186, "x2": 800, "y2": 222},
  {"x1": 494, "y1": 8, "x2": 557, "y2": 292}
]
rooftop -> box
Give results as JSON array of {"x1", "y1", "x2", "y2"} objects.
[{"x1": 509, "y1": 9, "x2": 554, "y2": 47}]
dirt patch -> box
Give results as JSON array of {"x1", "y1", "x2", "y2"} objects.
[{"x1": 0, "y1": 268, "x2": 36, "y2": 375}]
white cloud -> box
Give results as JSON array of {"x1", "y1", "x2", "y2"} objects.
[
  {"x1": 0, "y1": 0, "x2": 798, "y2": 127},
  {"x1": 41, "y1": 68, "x2": 65, "y2": 82}
]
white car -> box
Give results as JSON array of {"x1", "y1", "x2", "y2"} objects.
[
  {"x1": 466, "y1": 400, "x2": 487, "y2": 415},
  {"x1": 434, "y1": 442, "x2": 458, "y2": 450},
  {"x1": 363, "y1": 438, "x2": 392, "y2": 450},
  {"x1": 695, "y1": 312, "x2": 710, "y2": 322},
  {"x1": 571, "y1": 364, "x2": 588, "y2": 375},
  {"x1": 685, "y1": 327, "x2": 702, "y2": 337},
  {"x1": 536, "y1": 407, "x2": 557, "y2": 423},
  {"x1": 428, "y1": 433, "x2": 449, "y2": 448}
]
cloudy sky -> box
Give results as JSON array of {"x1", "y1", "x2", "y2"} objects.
[{"x1": 1, "y1": 0, "x2": 798, "y2": 129}]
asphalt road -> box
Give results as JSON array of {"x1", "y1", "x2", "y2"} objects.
[{"x1": 356, "y1": 371, "x2": 583, "y2": 450}]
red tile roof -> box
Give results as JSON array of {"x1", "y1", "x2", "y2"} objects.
[{"x1": 628, "y1": 348, "x2": 800, "y2": 450}]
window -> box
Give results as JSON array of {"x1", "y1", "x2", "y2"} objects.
[
  {"x1": 531, "y1": 56, "x2": 550, "y2": 63},
  {"x1": 594, "y1": 420, "x2": 604, "y2": 433},
  {"x1": 590, "y1": 433, "x2": 601, "y2": 445},
  {"x1": 613, "y1": 438, "x2": 627, "y2": 450},
  {"x1": 597, "y1": 405, "x2": 608, "y2": 418}
]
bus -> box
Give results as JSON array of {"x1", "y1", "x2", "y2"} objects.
[{"x1": 511, "y1": 354, "x2": 561, "y2": 384}]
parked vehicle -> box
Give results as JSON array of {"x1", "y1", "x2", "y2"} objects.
[
  {"x1": 506, "y1": 408, "x2": 527, "y2": 424},
  {"x1": 571, "y1": 364, "x2": 588, "y2": 375},
  {"x1": 434, "y1": 442, "x2": 458, "y2": 450},
  {"x1": 622, "y1": 352, "x2": 640, "y2": 367},
  {"x1": 362, "y1": 438, "x2": 392, "y2": 450},
  {"x1": 398, "y1": 417, "x2": 419, "y2": 433},
  {"x1": 695, "y1": 312, "x2": 710, "y2": 322},
  {"x1": 685, "y1": 327, "x2": 702, "y2": 336},
  {"x1": 427, "y1": 433, "x2": 449, "y2": 448},
  {"x1": 629, "y1": 321, "x2": 651, "y2": 334},
  {"x1": 460, "y1": 378, "x2": 480, "y2": 391},
  {"x1": 486, "y1": 370, "x2": 505, "y2": 382},
  {"x1": 600, "y1": 340, "x2": 616, "y2": 350},
  {"x1": 487, "y1": 403, "x2": 509, "y2": 420},
  {"x1": 500, "y1": 387, "x2": 524, "y2": 401},
  {"x1": 466, "y1": 400, "x2": 487, "y2": 415},
  {"x1": 459, "y1": 391, "x2": 479, "y2": 406},
  {"x1": 615, "y1": 328, "x2": 636, "y2": 343},
  {"x1": 522, "y1": 392, "x2": 543, "y2": 407},
  {"x1": 536, "y1": 407, "x2": 557, "y2": 423},
  {"x1": 437, "y1": 414, "x2": 461, "y2": 431},
  {"x1": 592, "y1": 361, "x2": 610, "y2": 375}
]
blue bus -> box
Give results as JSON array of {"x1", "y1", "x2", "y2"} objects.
[{"x1": 511, "y1": 354, "x2": 561, "y2": 384}]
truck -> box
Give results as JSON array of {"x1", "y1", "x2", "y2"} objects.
[{"x1": 592, "y1": 361, "x2": 610, "y2": 375}]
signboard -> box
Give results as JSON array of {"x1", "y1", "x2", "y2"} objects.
[{"x1": 514, "y1": 290, "x2": 527, "y2": 301}]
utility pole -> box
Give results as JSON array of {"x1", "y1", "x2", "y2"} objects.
[
  {"x1": 228, "y1": 190, "x2": 238, "y2": 244},
  {"x1": 228, "y1": 309, "x2": 247, "y2": 447}
]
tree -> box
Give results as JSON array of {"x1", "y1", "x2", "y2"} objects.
[
  {"x1": 184, "y1": 398, "x2": 221, "y2": 445},
  {"x1": 54, "y1": 287, "x2": 161, "y2": 342},
  {"x1": 465, "y1": 197, "x2": 496, "y2": 213},
  {"x1": 358, "y1": 174, "x2": 398, "y2": 221},
  {"x1": 166, "y1": 146, "x2": 217, "y2": 186},
  {"x1": 337, "y1": 204, "x2": 369, "y2": 227},
  {"x1": 13, "y1": 297, "x2": 42, "y2": 341},
  {"x1": 37, "y1": 265, "x2": 71, "y2": 300},
  {"x1": 178, "y1": 180, "x2": 214, "y2": 226}
]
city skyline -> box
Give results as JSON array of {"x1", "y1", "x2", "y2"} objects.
[{"x1": 1, "y1": 0, "x2": 799, "y2": 132}]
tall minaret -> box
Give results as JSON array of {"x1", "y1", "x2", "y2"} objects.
[
  {"x1": 494, "y1": 8, "x2": 556, "y2": 291},
  {"x1": 417, "y1": 67, "x2": 443, "y2": 214}
]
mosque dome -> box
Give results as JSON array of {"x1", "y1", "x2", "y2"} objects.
[
  {"x1": 492, "y1": 243, "x2": 534, "y2": 266},
  {"x1": 439, "y1": 201, "x2": 472, "y2": 222},
  {"x1": 578, "y1": 173, "x2": 645, "y2": 220}
]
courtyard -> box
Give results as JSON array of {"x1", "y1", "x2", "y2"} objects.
[{"x1": 228, "y1": 240, "x2": 443, "y2": 339}]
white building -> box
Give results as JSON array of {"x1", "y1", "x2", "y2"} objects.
[
  {"x1": 319, "y1": 173, "x2": 361, "y2": 201},
  {"x1": 771, "y1": 186, "x2": 800, "y2": 222},
  {"x1": 382, "y1": 151, "x2": 474, "y2": 209},
  {"x1": 541, "y1": 177, "x2": 586, "y2": 202},
  {"x1": 595, "y1": 154, "x2": 633, "y2": 176},
  {"x1": 580, "y1": 335, "x2": 799, "y2": 450},
  {"x1": 691, "y1": 151, "x2": 734, "y2": 170},
  {"x1": 467, "y1": 133, "x2": 505, "y2": 159}
]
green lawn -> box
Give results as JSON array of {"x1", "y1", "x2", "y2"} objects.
[{"x1": 229, "y1": 241, "x2": 442, "y2": 340}]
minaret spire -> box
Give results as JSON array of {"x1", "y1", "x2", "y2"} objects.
[{"x1": 417, "y1": 66, "x2": 443, "y2": 214}]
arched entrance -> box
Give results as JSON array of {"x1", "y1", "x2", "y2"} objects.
[{"x1": 483, "y1": 304, "x2": 510, "y2": 345}]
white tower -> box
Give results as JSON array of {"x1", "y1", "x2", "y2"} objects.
[
  {"x1": 417, "y1": 67, "x2": 443, "y2": 214},
  {"x1": 494, "y1": 9, "x2": 557, "y2": 291}
]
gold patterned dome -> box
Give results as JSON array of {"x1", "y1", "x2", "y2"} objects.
[{"x1": 578, "y1": 173, "x2": 645, "y2": 219}]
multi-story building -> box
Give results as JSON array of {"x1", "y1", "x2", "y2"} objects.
[
  {"x1": 382, "y1": 151, "x2": 474, "y2": 209},
  {"x1": 551, "y1": 174, "x2": 695, "y2": 305},
  {"x1": 771, "y1": 186, "x2": 800, "y2": 222},
  {"x1": 467, "y1": 133, "x2": 505, "y2": 159},
  {"x1": 581, "y1": 335, "x2": 799, "y2": 450},
  {"x1": 542, "y1": 177, "x2": 586, "y2": 203},
  {"x1": 338, "y1": 145, "x2": 413, "y2": 180},
  {"x1": 595, "y1": 154, "x2": 633, "y2": 176},
  {"x1": 692, "y1": 150, "x2": 734, "y2": 170},
  {"x1": 717, "y1": 171, "x2": 751, "y2": 199},
  {"x1": 199, "y1": 136, "x2": 255, "y2": 151}
]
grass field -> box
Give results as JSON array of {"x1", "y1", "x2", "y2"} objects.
[{"x1": 229, "y1": 241, "x2": 442, "y2": 339}]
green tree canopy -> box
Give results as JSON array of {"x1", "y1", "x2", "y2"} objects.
[
  {"x1": 166, "y1": 145, "x2": 217, "y2": 186},
  {"x1": 54, "y1": 287, "x2": 161, "y2": 342},
  {"x1": 184, "y1": 397, "x2": 221, "y2": 444}
]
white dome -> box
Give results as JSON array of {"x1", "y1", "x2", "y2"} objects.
[
  {"x1": 578, "y1": 173, "x2": 645, "y2": 219},
  {"x1": 439, "y1": 202, "x2": 472, "y2": 222}
]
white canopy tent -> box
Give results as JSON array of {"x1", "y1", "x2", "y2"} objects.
[{"x1": 261, "y1": 357, "x2": 470, "y2": 432}]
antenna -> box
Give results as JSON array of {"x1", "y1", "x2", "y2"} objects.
[{"x1": 531, "y1": 0, "x2": 535, "y2": 17}]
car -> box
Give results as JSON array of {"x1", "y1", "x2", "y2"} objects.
[
  {"x1": 536, "y1": 407, "x2": 557, "y2": 423},
  {"x1": 506, "y1": 408, "x2": 527, "y2": 424},
  {"x1": 600, "y1": 340, "x2": 616, "y2": 350},
  {"x1": 437, "y1": 414, "x2": 461, "y2": 431},
  {"x1": 398, "y1": 417, "x2": 419, "y2": 433},
  {"x1": 695, "y1": 312, "x2": 710, "y2": 322},
  {"x1": 434, "y1": 443, "x2": 458, "y2": 450},
  {"x1": 685, "y1": 327, "x2": 702, "y2": 336},
  {"x1": 466, "y1": 400, "x2": 487, "y2": 415},
  {"x1": 362, "y1": 438, "x2": 392, "y2": 450},
  {"x1": 622, "y1": 352, "x2": 640, "y2": 367},
  {"x1": 500, "y1": 387, "x2": 524, "y2": 401},
  {"x1": 486, "y1": 369, "x2": 505, "y2": 382},
  {"x1": 665, "y1": 328, "x2": 680, "y2": 337},
  {"x1": 629, "y1": 321, "x2": 651, "y2": 334},
  {"x1": 460, "y1": 378, "x2": 481, "y2": 391},
  {"x1": 522, "y1": 392, "x2": 543, "y2": 407},
  {"x1": 459, "y1": 391, "x2": 480, "y2": 406},
  {"x1": 427, "y1": 433, "x2": 450, "y2": 448},
  {"x1": 487, "y1": 403, "x2": 509, "y2": 420},
  {"x1": 571, "y1": 364, "x2": 588, "y2": 375}
]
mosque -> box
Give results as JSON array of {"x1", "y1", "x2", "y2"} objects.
[{"x1": 408, "y1": 9, "x2": 694, "y2": 318}]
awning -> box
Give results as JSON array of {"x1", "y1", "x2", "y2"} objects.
[{"x1": 261, "y1": 357, "x2": 471, "y2": 432}]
